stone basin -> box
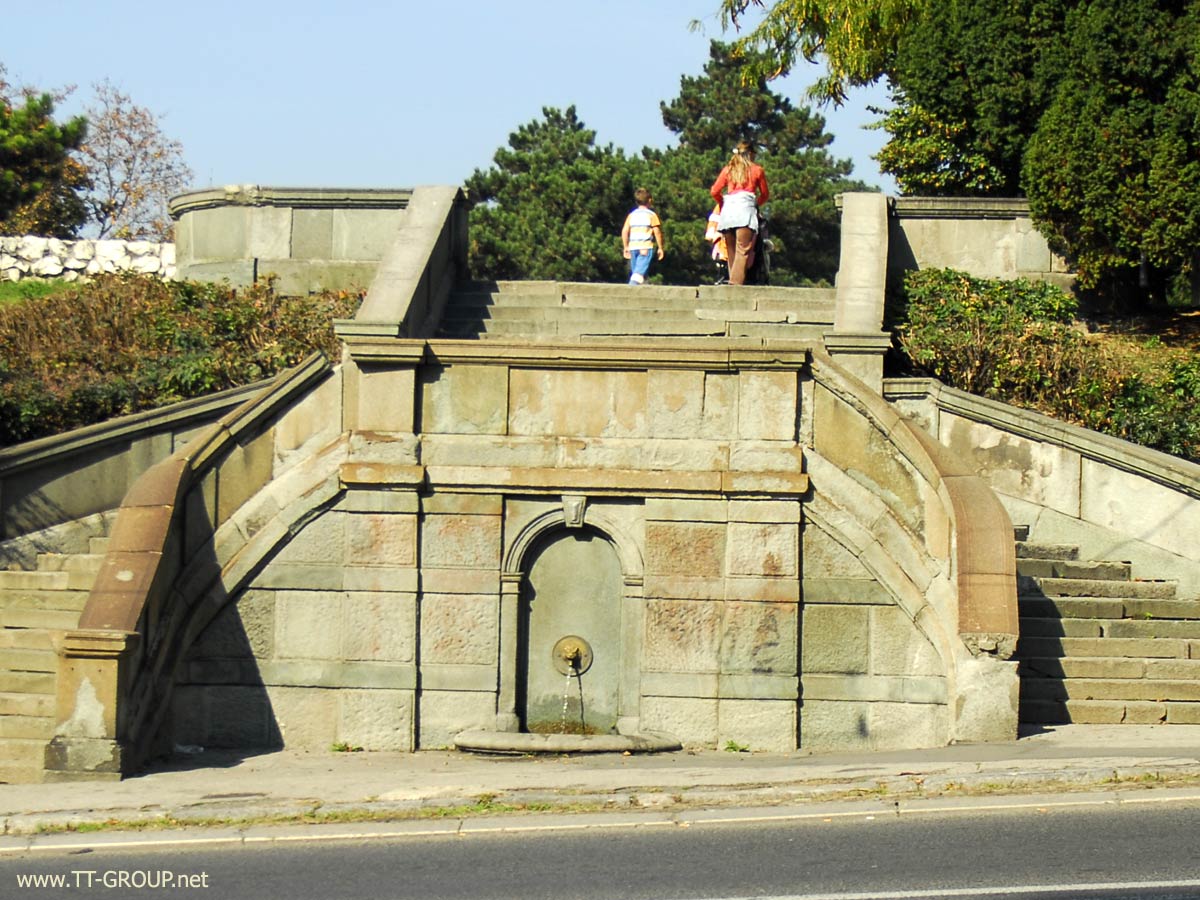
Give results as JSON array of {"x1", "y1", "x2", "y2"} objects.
[{"x1": 453, "y1": 729, "x2": 682, "y2": 755}]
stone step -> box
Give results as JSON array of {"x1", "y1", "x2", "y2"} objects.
[
  {"x1": 34, "y1": 553, "x2": 104, "y2": 591},
  {"x1": 446, "y1": 314, "x2": 733, "y2": 339},
  {"x1": 1020, "y1": 677, "x2": 1200, "y2": 703},
  {"x1": 0, "y1": 589, "x2": 90, "y2": 612},
  {"x1": 0, "y1": 714, "x2": 54, "y2": 740},
  {"x1": 0, "y1": 570, "x2": 68, "y2": 591},
  {"x1": 1018, "y1": 575, "x2": 1177, "y2": 600},
  {"x1": 0, "y1": 628, "x2": 57, "y2": 651},
  {"x1": 0, "y1": 736, "x2": 49, "y2": 768},
  {"x1": 1016, "y1": 559, "x2": 1131, "y2": 581},
  {"x1": 1018, "y1": 617, "x2": 1104, "y2": 638},
  {"x1": 1125, "y1": 598, "x2": 1200, "y2": 620},
  {"x1": 1018, "y1": 656, "x2": 1146, "y2": 680},
  {"x1": 1018, "y1": 596, "x2": 1200, "y2": 620},
  {"x1": 1019, "y1": 699, "x2": 1200, "y2": 725},
  {"x1": 0, "y1": 670, "x2": 55, "y2": 694},
  {"x1": 1018, "y1": 596, "x2": 1126, "y2": 619},
  {"x1": 0, "y1": 692, "x2": 54, "y2": 718},
  {"x1": 1016, "y1": 636, "x2": 1196, "y2": 660},
  {"x1": 0, "y1": 646, "x2": 58, "y2": 673},
  {"x1": 0, "y1": 607, "x2": 83, "y2": 630},
  {"x1": 1103, "y1": 619, "x2": 1200, "y2": 640},
  {"x1": 449, "y1": 288, "x2": 837, "y2": 319},
  {"x1": 0, "y1": 763, "x2": 45, "y2": 784},
  {"x1": 1020, "y1": 615, "x2": 1200, "y2": 640},
  {"x1": 1015, "y1": 541, "x2": 1080, "y2": 561},
  {"x1": 89, "y1": 536, "x2": 110, "y2": 555},
  {"x1": 1019, "y1": 656, "x2": 1200, "y2": 680}
]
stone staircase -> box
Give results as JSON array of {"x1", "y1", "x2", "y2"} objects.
[
  {"x1": 0, "y1": 536, "x2": 107, "y2": 782},
  {"x1": 1014, "y1": 526, "x2": 1200, "y2": 725},
  {"x1": 436, "y1": 281, "x2": 837, "y2": 341}
]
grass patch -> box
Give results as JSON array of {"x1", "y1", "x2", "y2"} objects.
[{"x1": 0, "y1": 278, "x2": 75, "y2": 306}]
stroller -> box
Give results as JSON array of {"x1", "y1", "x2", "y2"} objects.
[{"x1": 705, "y1": 205, "x2": 772, "y2": 286}]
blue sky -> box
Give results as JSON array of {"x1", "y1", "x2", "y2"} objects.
[{"x1": 3, "y1": 1, "x2": 896, "y2": 195}]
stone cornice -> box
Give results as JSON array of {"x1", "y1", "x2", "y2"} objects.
[
  {"x1": 337, "y1": 334, "x2": 817, "y2": 369},
  {"x1": 168, "y1": 185, "x2": 414, "y2": 218}
]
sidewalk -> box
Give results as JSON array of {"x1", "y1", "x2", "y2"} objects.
[{"x1": 3, "y1": 725, "x2": 1200, "y2": 844}]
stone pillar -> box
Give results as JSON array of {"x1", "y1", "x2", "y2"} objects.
[
  {"x1": 496, "y1": 573, "x2": 522, "y2": 732},
  {"x1": 43, "y1": 630, "x2": 140, "y2": 782},
  {"x1": 827, "y1": 193, "x2": 892, "y2": 393}
]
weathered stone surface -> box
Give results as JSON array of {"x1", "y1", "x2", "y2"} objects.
[
  {"x1": 1080, "y1": 458, "x2": 1200, "y2": 561},
  {"x1": 267, "y1": 686, "x2": 337, "y2": 748},
  {"x1": 338, "y1": 689, "x2": 413, "y2": 751},
  {"x1": 869, "y1": 701, "x2": 950, "y2": 750},
  {"x1": 738, "y1": 371, "x2": 797, "y2": 441},
  {"x1": 644, "y1": 498, "x2": 727, "y2": 523},
  {"x1": 508, "y1": 369, "x2": 647, "y2": 437},
  {"x1": 645, "y1": 522, "x2": 725, "y2": 577},
  {"x1": 276, "y1": 512, "x2": 345, "y2": 565},
  {"x1": 869, "y1": 606, "x2": 943, "y2": 676},
  {"x1": 417, "y1": 690, "x2": 495, "y2": 749},
  {"x1": 645, "y1": 369, "x2": 706, "y2": 435},
  {"x1": 720, "y1": 601, "x2": 797, "y2": 675},
  {"x1": 202, "y1": 686, "x2": 276, "y2": 748},
  {"x1": 800, "y1": 700, "x2": 872, "y2": 751},
  {"x1": 942, "y1": 415, "x2": 1082, "y2": 518},
  {"x1": 342, "y1": 592, "x2": 415, "y2": 662},
  {"x1": 804, "y1": 525, "x2": 872, "y2": 579},
  {"x1": 640, "y1": 696, "x2": 718, "y2": 747},
  {"x1": 345, "y1": 513, "x2": 416, "y2": 567},
  {"x1": 643, "y1": 599, "x2": 722, "y2": 672},
  {"x1": 802, "y1": 605, "x2": 869, "y2": 674},
  {"x1": 275, "y1": 591, "x2": 343, "y2": 660},
  {"x1": 727, "y1": 522, "x2": 798, "y2": 577},
  {"x1": 354, "y1": 367, "x2": 416, "y2": 433},
  {"x1": 420, "y1": 365, "x2": 508, "y2": 434},
  {"x1": 421, "y1": 513, "x2": 501, "y2": 568},
  {"x1": 419, "y1": 594, "x2": 497, "y2": 665},
  {"x1": 718, "y1": 698, "x2": 796, "y2": 751}
]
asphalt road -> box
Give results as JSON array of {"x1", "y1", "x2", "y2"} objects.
[{"x1": 4, "y1": 799, "x2": 1200, "y2": 900}]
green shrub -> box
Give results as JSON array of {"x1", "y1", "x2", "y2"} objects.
[
  {"x1": 0, "y1": 273, "x2": 361, "y2": 446},
  {"x1": 895, "y1": 268, "x2": 1200, "y2": 463}
]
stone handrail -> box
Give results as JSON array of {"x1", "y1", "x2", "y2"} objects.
[
  {"x1": 45, "y1": 354, "x2": 332, "y2": 779},
  {"x1": 809, "y1": 352, "x2": 1018, "y2": 742},
  {"x1": 885, "y1": 377, "x2": 1200, "y2": 597},
  {"x1": 0, "y1": 382, "x2": 269, "y2": 541},
  {"x1": 334, "y1": 185, "x2": 468, "y2": 340}
]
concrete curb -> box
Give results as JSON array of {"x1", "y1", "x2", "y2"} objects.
[{"x1": 5, "y1": 756, "x2": 1200, "y2": 839}]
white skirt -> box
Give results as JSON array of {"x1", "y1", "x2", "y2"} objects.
[{"x1": 716, "y1": 191, "x2": 759, "y2": 232}]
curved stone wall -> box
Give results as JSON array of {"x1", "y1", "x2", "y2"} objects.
[{"x1": 0, "y1": 236, "x2": 175, "y2": 283}]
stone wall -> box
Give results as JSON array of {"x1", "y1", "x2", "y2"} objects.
[
  {"x1": 169, "y1": 185, "x2": 414, "y2": 295},
  {"x1": 886, "y1": 377, "x2": 1200, "y2": 599},
  {"x1": 885, "y1": 197, "x2": 1074, "y2": 292},
  {"x1": 0, "y1": 236, "x2": 175, "y2": 283}
]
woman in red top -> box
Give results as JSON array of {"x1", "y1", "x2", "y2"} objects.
[{"x1": 710, "y1": 141, "x2": 769, "y2": 285}]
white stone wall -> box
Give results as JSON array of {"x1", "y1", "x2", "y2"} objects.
[{"x1": 0, "y1": 235, "x2": 176, "y2": 283}]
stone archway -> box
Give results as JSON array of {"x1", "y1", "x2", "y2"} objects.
[{"x1": 517, "y1": 525, "x2": 623, "y2": 733}]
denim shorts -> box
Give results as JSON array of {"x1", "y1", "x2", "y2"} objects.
[{"x1": 629, "y1": 249, "x2": 653, "y2": 284}]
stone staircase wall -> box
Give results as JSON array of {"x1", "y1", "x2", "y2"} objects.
[
  {"x1": 1014, "y1": 527, "x2": 1200, "y2": 725},
  {"x1": 0, "y1": 528, "x2": 109, "y2": 783}
]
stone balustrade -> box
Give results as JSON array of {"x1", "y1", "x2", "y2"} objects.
[{"x1": 0, "y1": 235, "x2": 176, "y2": 283}]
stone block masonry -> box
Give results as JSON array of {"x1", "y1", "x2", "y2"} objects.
[{"x1": 0, "y1": 236, "x2": 175, "y2": 284}]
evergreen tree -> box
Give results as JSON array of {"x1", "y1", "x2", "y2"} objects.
[
  {"x1": 465, "y1": 106, "x2": 634, "y2": 283},
  {"x1": 1023, "y1": 0, "x2": 1200, "y2": 298},
  {"x1": 647, "y1": 41, "x2": 869, "y2": 286},
  {"x1": 0, "y1": 69, "x2": 89, "y2": 238}
]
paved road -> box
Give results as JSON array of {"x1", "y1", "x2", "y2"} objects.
[{"x1": 3, "y1": 795, "x2": 1200, "y2": 899}]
